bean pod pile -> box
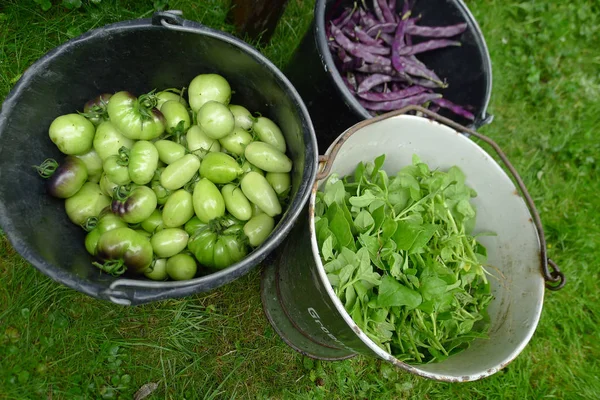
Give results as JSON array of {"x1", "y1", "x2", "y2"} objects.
[{"x1": 35, "y1": 74, "x2": 292, "y2": 281}]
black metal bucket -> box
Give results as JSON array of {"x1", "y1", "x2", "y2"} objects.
[
  {"x1": 283, "y1": 0, "x2": 493, "y2": 150},
  {"x1": 0, "y1": 11, "x2": 318, "y2": 306}
]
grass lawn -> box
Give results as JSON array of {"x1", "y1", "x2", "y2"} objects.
[{"x1": 1, "y1": 0, "x2": 599, "y2": 398}]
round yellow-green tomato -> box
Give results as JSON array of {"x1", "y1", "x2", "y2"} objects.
[
  {"x1": 49, "y1": 113, "x2": 96, "y2": 155},
  {"x1": 157, "y1": 90, "x2": 189, "y2": 110},
  {"x1": 187, "y1": 125, "x2": 220, "y2": 157},
  {"x1": 92, "y1": 120, "x2": 134, "y2": 160},
  {"x1": 197, "y1": 101, "x2": 235, "y2": 140},
  {"x1": 144, "y1": 259, "x2": 168, "y2": 281},
  {"x1": 219, "y1": 127, "x2": 253, "y2": 156},
  {"x1": 150, "y1": 228, "x2": 189, "y2": 258},
  {"x1": 162, "y1": 189, "x2": 194, "y2": 228},
  {"x1": 65, "y1": 182, "x2": 111, "y2": 226},
  {"x1": 76, "y1": 149, "x2": 103, "y2": 183},
  {"x1": 166, "y1": 253, "x2": 197, "y2": 281},
  {"x1": 188, "y1": 73, "x2": 231, "y2": 112},
  {"x1": 161, "y1": 100, "x2": 191, "y2": 135}
]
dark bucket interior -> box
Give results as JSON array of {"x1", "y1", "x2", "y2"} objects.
[
  {"x1": 0, "y1": 16, "x2": 317, "y2": 305},
  {"x1": 284, "y1": 0, "x2": 492, "y2": 150}
]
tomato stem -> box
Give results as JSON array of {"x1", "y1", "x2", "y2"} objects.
[
  {"x1": 81, "y1": 216, "x2": 98, "y2": 232},
  {"x1": 117, "y1": 146, "x2": 130, "y2": 166},
  {"x1": 114, "y1": 184, "x2": 131, "y2": 201},
  {"x1": 92, "y1": 260, "x2": 126, "y2": 276},
  {"x1": 33, "y1": 158, "x2": 58, "y2": 178}
]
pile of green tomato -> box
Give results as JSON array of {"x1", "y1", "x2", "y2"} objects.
[{"x1": 35, "y1": 73, "x2": 292, "y2": 281}]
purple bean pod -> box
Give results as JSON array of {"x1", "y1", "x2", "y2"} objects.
[
  {"x1": 359, "y1": 92, "x2": 443, "y2": 111},
  {"x1": 391, "y1": 11, "x2": 411, "y2": 73},
  {"x1": 355, "y1": 26, "x2": 384, "y2": 46},
  {"x1": 431, "y1": 98, "x2": 475, "y2": 120},
  {"x1": 357, "y1": 73, "x2": 394, "y2": 93},
  {"x1": 398, "y1": 39, "x2": 462, "y2": 56},
  {"x1": 379, "y1": 0, "x2": 396, "y2": 23},
  {"x1": 365, "y1": 22, "x2": 397, "y2": 36},
  {"x1": 359, "y1": 8, "x2": 378, "y2": 28},
  {"x1": 356, "y1": 85, "x2": 427, "y2": 101},
  {"x1": 372, "y1": 0, "x2": 386, "y2": 22},
  {"x1": 331, "y1": 23, "x2": 392, "y2": 65},
  {"x1": 406, "y1": 22, "x2": 468, "y2": 38}
]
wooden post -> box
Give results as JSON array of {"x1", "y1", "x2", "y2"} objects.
[{"x1": 228, "y1": 0, "x2": 290, "y2": 44}]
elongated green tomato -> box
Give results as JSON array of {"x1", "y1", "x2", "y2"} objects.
[
  {"x1": 228, "y1": 104, "x2": 254, "y2": 130},
  {"x1": 219, "y1": 128, "x2": 253, "y2": 156},
  {"x1": 162, "y1": 189, "x2": 194, "y2": 228},
  {"x1": 150, "y1": 228, "x2": 189, "y2": 258},
  {"x1": 197, "y1": 101, "x2": 235, "y2": 140},
  {"x1": 65, "y1": 182, "x2": 111, "y2": 226},
  {"x1": 99, "y1": 173, "x2": 118, "y2": 198},
  {"x1": 34, "y1": 157, "x2": 88, "y2": 199},
  {"x1": 154, "y1": 140, "x2": 186, "y2": 164},
  {"x1": 151, "y1": 168, "x2": 172, "y2": 205},
  {"x1": 244, "y1": 141, "x2": 292, "y2": 173},
  {"x1": 266, "y1": 172, "x2": 291, "y2": 197},
  {"x1": 49, "y1": 113, "x2": 96, "y2": 155},
  {"x1": 188, "y1": 73, "x2": 231, "y2": 112},
  {"x1": 144, "y1": 258, "x2": 168, "y2": 281},
  {"x1": 252, "y1": 116, "x2": 286, "y2": 153},
  {"x1": 166, "y1": 253, "x2": 197, "y2": 281},
  {"x1": 221, "y1": 184, "x2": 252, "y2": 221},
  {"x1": 85, "y1": 228, "x2": 102, "y2": 256},
  {"x1": 199, "y1": 152, "x2": 243, "y2": 184},
  {"x1": 241, "y1": 160, "x2": 264, "y2": 176},
  {"x1": 92, "y1": 121, "x2": 135, "y2": 161},
  {"x1": 187, "y1": 125, "x2": 220, "y2": 158},
  {"x1": 241, "y1": 172, "x2": 282, "y2": 217},
  {"x1": 129, "y1": 140, "x2": 159, "y2": 185},
  {"x1": 161, "y1": 100, "x2": 191, "y2": 134},
  {"x1": 95, "y1": 227, "x2": 154, "y2": 275},
  {"x1": 103, "y1": 153, "x2": 131, "y2": 185},
  {"x1": 160, "y1": 154, "x2": 201, "y2": 191},
  {"x1": 156, "y1": 90, "x2": 188, "y2": 110},
  {"x1": 111, "y1": 185, "x2": 157, "y2": 224},
  {"x1": 184, "y1": 216, "x2": 206, "y2": 236},
  {"x1": 251, "y1": 203, "x2": 264, "y2": 217},
  {"x1": 91, "y1": 210, "x2": 127, "y2": 234},
  {"x1": 141, "y1": 209, "x2": 164, "y2": 233},
  {"x1": 244, "y1": 214, "x2": 275, "y2": 247},
  {"x1": 107, "y1": 91, "x2": 166, "y2": 140},
  {"x1": 83, "y1": 93, "x2": 112, "y2": 126},
  {"x1": 193, "y1": 178, "x2": 225, "y2": 223}
]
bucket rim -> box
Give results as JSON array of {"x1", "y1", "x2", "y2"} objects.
[{"x1": 307, "y1": 112, "x2": 545, "y2": 382}]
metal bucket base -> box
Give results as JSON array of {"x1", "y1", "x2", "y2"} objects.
[{"x1": 260, "y1": 261, "x2": 355, "y2": 361}]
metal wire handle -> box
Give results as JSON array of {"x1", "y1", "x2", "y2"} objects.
[{"x1": 316, "y1": 105, "x2": 565, "y2": 291}]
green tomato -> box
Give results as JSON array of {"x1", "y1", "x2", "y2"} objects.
[
  {"x1": 83, "y1": 93, "x2": 112, "y2": 126},
  {"x1": 144, "y1": 258, "x2": 169, "y2": 281},
  {"x1": 188, "y1": 73, "x2": 231, "y2": 112},
  {"x1": 99, "y1": 173, "x2": 119, "y2": 198},
  {"x1": 95, "y1": 227, "x2": 154, "y2": 274},
  {"x1": 141, "y1": 209, "x2": 164, "y2": 233},
  {"x1": 241, "y1": 160, "x2": 264, "y2": 176},
  {"x1": 188, "y1": 225, "x2": 247, "y2": 269},
  {"x1": 150, "y1": 228, "x2": 189, "y2": 258},
  {"x1": 94, "y1": 210, "x2": 128, "y2": 234},
  {"x1": 157, "y1": 90, "x2": 189, "y2": 110},
  {"x1": 75, "y1": 149, "x2": 103, "y2": 183},
  {"x1": 221, "y1": 184, "x2": 252, "y2": 221},
  {"x1": 244, "y1": 141, "x2": 292, "y2": 173},
  {"x1": 184, "y1": 216, "x2": 206, "y2": 236},
  {"x1": 243, "y1": 213, "x2": 275, "y2": 247},
  {"x1": 151, "y1": 168, "x2": 172, "y2": 205},
  {"x1": 193, "y1": 178, "x2": 225, "y2": 223},
  {"x1": 129, "y1": 140, "x2": 159, "y2": 185},
  {"x1": 197, "y1": 101, "x2": 235, "y2": 140},
  {"x1": 135, "y1": 229, "x2": 153, "y2": 240},
  {"x1": 251, "y1": 202, "x2": 264, "y2": 217},
  {"x1": 49, "y1": 113, "x2": 95, "y2": 155},
  {"x1": 252, "y1": 116, "x2": 287, "y2": 153},
  {"x1": 161, "y1": 100, "x2": 191, "y2": 135},
  {"x1": 240, "y1": 172, "x2": 282, "y2": 217},
  {"x1": 186, "y1": 125, "x2": 221, "y2": 157},
  {"x1": 92, "y1": 120, "x2": 135, "y2": 161},
  {"x1": 265, "y1": 172, "x2": 291, "y2": 197},
  {"x1": 36, "y1": 156, "x2": 88, "y2": 199},
  {"x1": 219, "y1": 127, "x2": 253, "y2": 156},
  {"x1": 166, "y1": 253, "x2": 197, "y2": 281},
  {"x1": 65, "y1": 182, "x2": 111, "y2": 226},
  {"x1": 154, "y1": 140, "x2": 186, "y2": 164},
  {"x1": 199, "y1": 152, "x2": 243, "y2": 184},
  {"x1": 111, "y1": 185, "x2": 157, "y2": 224},
  {"x1": 162, "y1": 189, "x2": 194, "y2": 228},
  {"x1": 160, "y1": 154, "x2": 201, "y2": 191},
  {"x1": 85, "y1": 228, "x2": 102, "y2": 256},
  {"x1": 103, "y1": 153, "x2": 131, "y2": 186},
  {"x1": 107, "y1": 91, "x2": 166, "y2": 140},
  {"x1": 228, "y1": 104, "x2": 254, "y2": 131}
]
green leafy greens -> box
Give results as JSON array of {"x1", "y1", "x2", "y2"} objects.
[{"x1": 315, "y1": 154, "x2": 495, "y2": 364}]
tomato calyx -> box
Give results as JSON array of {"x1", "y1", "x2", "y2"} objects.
[
  {"x1": 116, "y1": 146, "x2": 130, "y2": 166},
  {"x1": 33, "y1": 158, "x2": 59, "y2": 178},
  {"x1": 92, "y1": 259, "x2": 126, "y2": 276},
  {"x1": 183, "y1": 172, "x2": 200, "y2": 193},
  {"x1": 82, "y1": 216, "x2": 98, "y2": 232},
  {"x1": 136, "y1": 90, "x2": 160, "y2": 121},
  {"x1": 113, "y1": 183, "x2": 133, "y2": 201}
]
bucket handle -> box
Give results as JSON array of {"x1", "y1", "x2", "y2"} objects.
[{"x1": 316, "y1": 105, "x2": 566, "y2": 291}]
